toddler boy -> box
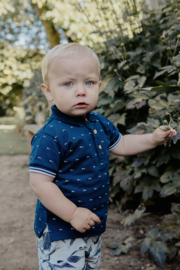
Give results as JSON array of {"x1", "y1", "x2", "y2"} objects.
[{"x1": 29, "y1": 43, "x2": 176, "y2": 270}]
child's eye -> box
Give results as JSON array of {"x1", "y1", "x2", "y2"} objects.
[
  {"x1": 65, "y1": 82, "x2": 72, "y2": 87},
  {"x1": 86, "y1": 81, "x2": 93, "y2": 86}
]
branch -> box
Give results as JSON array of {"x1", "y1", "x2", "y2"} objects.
[{"x1": 35, "y1": 3, "x2": 60, "y2": 48}]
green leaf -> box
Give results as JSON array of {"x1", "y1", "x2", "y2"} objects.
[
  {"x1": 118, "y1": 60, "x2": 126, "y2": 70},
  {"x1": 141, "y1": 238, "x2": 152, "y2": 254},
  {"x1": 155, "y1": 81, "x2": 172, "y2": 87},
  {"x1": 110, "y1": 236, "x2": 135, "y2": 256},
  {"x1": 160, "y1": 172, "x2": 174, "y2": 184},
  {"x1": 161, "y1": 204, "x2": 180, "y2": 235},
  {"x1": 109, "y1": 166, "x2": 115, "y2": 176},
  {"x1": 150, "y1": 242, "x2": 168, "y2": 268},
  {"x1": 142, "y1": 187, "x2": 154, "y2": 201},
  {"x1": 126, "y1": 99, "x2": 142, "y2": 110},
  {"x1": 160, "y1": 170, "x2": 180, "y2": 197},
  {"x1": 120, "y1": 175, "x2": 134, "y2": 192},
  {"x1": 93, "y1": 108, "x2": 105, "y2": 114},
  {"x1": 98, "y1": 96, "x2": 113, "y2": 106},
  {"x1": 147, "y1": 165, "x2": 159, "y2": 177},
  {"x1": 135, "y1": 177, "x2": 161, "y2": 201},
  {"x1": 133, "y1": 157, "x2": 150, "y2": 167},
  {"x1": 101, "y1": 77, "x2": 122, "y2": 98},
  {"x1": 153, "y1": 65, "x2": 175, "y2": 79},
  {"x1": 108, "y1": 113, "x2": 120, "y2": 124},
  {"x1": 137, "y1": 76, "x2": 146, "y2": 88},
  {"x1": 122, "y1": 205, "x2": 147, "y2": 226},
  {"x1": 127, "y1": 119, "x2": 159, "y2": 135},
  {"x1": 146, "y1": 228, "x2": 160, "y2": 240},
  {"x1": 110, "y1": 99, "x2": 126, "y2": 112},
  {"x1": 134, "y1": 167, "x2": 147, "y2": 179},
  {"x1": 124, "y1": 80, "x2": 136, "y2": 94},
  {"x1": 113, "y1": 169, "x2": 127, "y2": 186},
  {"x1": 108, "y1": 113, "x2": 126, "y2": 127},
  {"x1": 156, "y1": 152, "x2": 171, "y2": 167},
  {"x1": 154, "y1": 70, "x2": 168, "y2": 79},
  {"x1": 110, "y1": 248, "x2": 122, "y2": 256},
  {"x1": 167, "y1": 93, "x2": 179, "y2": 103},
  {"x1": 150, "y1": 86, "x2": 180, "y2": 93},
  {"x1": 116, "y1": 113, "x2": 126, "y2": 126}
]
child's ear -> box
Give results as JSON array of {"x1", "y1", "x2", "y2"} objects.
[
  {"x1": 41, "y1": 84, "x2": 53, "y2": 102},
  {"x1": 99, "y1": 81, "x2": 102, "y2": 88}
]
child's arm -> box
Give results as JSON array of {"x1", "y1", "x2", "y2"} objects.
[
  {"x1": 110, "y1": 126, "x2": 177, "y2": 156},
  {"x1": 30, "y1": 172, "x2": 101, "y2": 233}
]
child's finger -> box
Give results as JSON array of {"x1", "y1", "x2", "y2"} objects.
[
  {"x1": 168, "y1": 129, "x2": 177, "y2": 138},
  {"x1": 84, "y1": 225, "x2": 91, "y2": 230},
  {"x1": 159, "y1": 125, "x2": 170, "y2": 132},
  {"x1": 89, "y1": 220, "x2": 95, "y2": 226},
  {"x1": 91, "y1": 213, "x2": 101, "y2": 224}
]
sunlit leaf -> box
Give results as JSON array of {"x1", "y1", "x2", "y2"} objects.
[
  {"x1": 134, "y1": 167, "x2": 147, "y2": 179},
  {"x1": 110, "y1": 236, "x2": 135, "y2": 256},
  {"x1": 141, "y1": 237, "x2": 152, "y2": 254},
  {"x1": 160, "y1": 170, "x2": 180, "y2": 197},
  {"x1": 122, "y1": 205, "x2": 147, "y2": 226}
]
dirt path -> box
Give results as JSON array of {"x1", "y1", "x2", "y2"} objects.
[{"x1": 0, "y1": 156, "x2": 178, "y2": 270}]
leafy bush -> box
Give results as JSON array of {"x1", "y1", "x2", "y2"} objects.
[
  {"x1": 95, "y1": 1, "x2": 180, "y2": 267},
  {"x1": 0, "y1": 44, "x2": 44, "y2": 116},
  {"x1": 96, "y1": 1, "x2": 180, "y2": 207},
  {"x1": 22, "y1": 69, "x2": 50, "y2": 124}
]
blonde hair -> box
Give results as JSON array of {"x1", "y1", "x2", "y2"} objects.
[{"x1": 42, "y1": 43, "x2": 100, "y2": 86}]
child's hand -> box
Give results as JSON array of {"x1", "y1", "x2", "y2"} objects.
[
  {"x1": 70, "y1": 207, "x2": 101, "y2": 233},
  {"x1": 152, "y1": 126, "x2": 177, "y2": 146}
]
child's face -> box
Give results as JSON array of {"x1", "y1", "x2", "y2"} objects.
[{"x1": 41, "y1": 55, "x2": 101, "y2": 117}]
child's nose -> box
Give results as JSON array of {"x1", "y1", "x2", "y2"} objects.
[{"x1": 76, "y1": 85, "x2": 86, "y2": 96}]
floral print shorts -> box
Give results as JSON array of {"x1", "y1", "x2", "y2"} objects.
[{"x1": 37, "y1": 227, "x2": 102, "y2": 270}]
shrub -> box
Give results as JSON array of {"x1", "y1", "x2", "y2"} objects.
[{"x1": 95, "y1": 2, "x2": 180, "y2": 267}]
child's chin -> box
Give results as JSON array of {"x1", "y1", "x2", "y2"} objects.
[{"x1": 72, "y1": 109, "x2": 90, "y2": 117}]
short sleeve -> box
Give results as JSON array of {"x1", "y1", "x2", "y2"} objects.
[
  {"x1": 95, "y1": 113, "x2": 122, "y2": 151},
  {"x1": 106, "y1": 119, "x2": 122, "y2": 151},
  {"x1": 29, "y1": 133, "x2": 62, "y2": 178}
]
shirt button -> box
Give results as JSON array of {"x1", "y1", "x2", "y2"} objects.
[
  {"x1": 85, "y1": 118, "x2": 88, "y2": 121},
  {"x1": 99, "y1": 145, "x2": 102, "y2": 150},
  {"x1": 94, "y1": 129, "x2": 97, "y2": 134}
]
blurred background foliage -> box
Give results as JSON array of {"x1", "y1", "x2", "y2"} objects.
[
  {"x1": 1, "y1": 0, "x2": 180, "y2": 266},
  {"x1": 0, "y1": 0, "x2": 145, "y2": 118}
]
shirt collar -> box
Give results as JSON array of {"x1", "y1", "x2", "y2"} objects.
[{"x1": 49, "y1": 105, "x2": 96, "y2": 126}]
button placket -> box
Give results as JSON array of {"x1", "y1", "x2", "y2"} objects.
[{"x1": 85, "y1": 121, "x2": 105, "y2": 162}]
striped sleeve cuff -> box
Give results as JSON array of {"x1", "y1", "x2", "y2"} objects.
[
  {"x1": 109, "y1": 133, "x2": 122, "y2": 151},
  {"x1": 29, "y1": 167, "x2": 56, "y2": 178}
]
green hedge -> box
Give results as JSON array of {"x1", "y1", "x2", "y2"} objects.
[{"x1": 95, "y1": 2, "x2": 180, "y2": 267}]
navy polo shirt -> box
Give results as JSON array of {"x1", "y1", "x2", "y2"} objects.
[{"x1": 29, "y1": 105, "x2": 122, "y2": 242}]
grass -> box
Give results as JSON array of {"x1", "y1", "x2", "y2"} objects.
[{"x1": 0, "y1": 126, "x2": 28, "y2": 155}]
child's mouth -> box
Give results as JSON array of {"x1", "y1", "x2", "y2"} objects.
[{"x1": 75, "y1": 102, "x2": 88, "y2": 108}]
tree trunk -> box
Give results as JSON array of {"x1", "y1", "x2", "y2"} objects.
[{"x1": 35, "y1": 4, "x2": 60, "y2": 48}]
